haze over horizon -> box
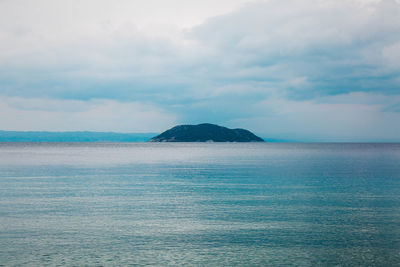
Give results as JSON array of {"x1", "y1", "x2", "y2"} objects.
[{"x1": 1, "y1": 0, "x2": 399, "y2": 141}]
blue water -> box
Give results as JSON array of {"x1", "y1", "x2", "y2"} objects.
[{"x1": 0, "y1": 143, "x2": 399, "y2": 266}]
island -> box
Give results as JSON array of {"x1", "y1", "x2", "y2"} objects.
[{"x1": 149, "y1": 123, "x2": 264, "y2": 142}]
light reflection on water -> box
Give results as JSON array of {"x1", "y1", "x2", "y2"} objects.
[{"x1": 0, "y1": 143, "x2": 400, "y2": 266}]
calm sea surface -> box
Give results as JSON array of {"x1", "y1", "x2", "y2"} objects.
[{"x1": 0, "y1": 143, "x2": 399, "y2": 266}]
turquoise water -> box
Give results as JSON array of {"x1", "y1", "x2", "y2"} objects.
[{"x1": 0, "y1": 143, "x2": 399, "y2": 266}]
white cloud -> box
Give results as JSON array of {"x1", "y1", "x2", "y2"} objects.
[
  {"x1": 0, "y1": 0, "x2": 399, "y2": 140},
  {"x1": 229, "y1": 92, "x2": 400, "y2": 141},
  {"x1": 0, "y1": 96, "x2": 177, "y2": 132}
]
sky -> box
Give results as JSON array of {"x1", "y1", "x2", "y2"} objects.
[{"x1": 0, "y1": 0, "x2": 399, "y2": 141}]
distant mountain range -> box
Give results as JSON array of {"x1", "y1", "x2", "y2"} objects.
[
  {"x1": 0, "y1": 131, "x2": 157, "y2": 142},
  {"x1": 0, "y1": 124, "x2": 266, "y2": 142},
  {"x1": 149, "y1": 123, "x2": 264, "y2": 142}
]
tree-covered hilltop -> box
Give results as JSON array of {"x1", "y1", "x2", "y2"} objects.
[{"x1": 149, "y1": 123, "x2": 264, "y2": 142}]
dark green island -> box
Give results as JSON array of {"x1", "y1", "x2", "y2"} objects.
[{"x1": 149, "y1": 123, "x2": 264, "y2": 142}]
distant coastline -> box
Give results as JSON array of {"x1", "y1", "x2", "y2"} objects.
[
  {"x1": 1, "y1": 130, "x2": 396, "y2": 143},
  {"x1": 0, "y1": 130, "x2": 157, "y2": 142}
]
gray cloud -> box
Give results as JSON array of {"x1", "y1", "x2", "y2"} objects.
[
  {"x1": 188, "y1": 0, "x2": 400, "y2": 96},
  {"x1": 0, "y1": 0, "x2": 399, "y2": 140}
]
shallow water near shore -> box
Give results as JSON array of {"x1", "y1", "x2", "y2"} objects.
[{"x1": 0, "y1": 143, "x2": 400, "y2": 266}]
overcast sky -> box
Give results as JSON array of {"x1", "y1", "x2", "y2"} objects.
[{"x1": 0, "y1": 0, "x2": 399, "y2": 141}]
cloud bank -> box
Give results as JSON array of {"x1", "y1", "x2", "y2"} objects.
[{"x1": 0, "y1": 0, "x2": 399, "y2": 140}]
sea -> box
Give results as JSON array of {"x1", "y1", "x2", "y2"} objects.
[{"x1": 0, "y1": 143, "x2": 399, "y2": 266}]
